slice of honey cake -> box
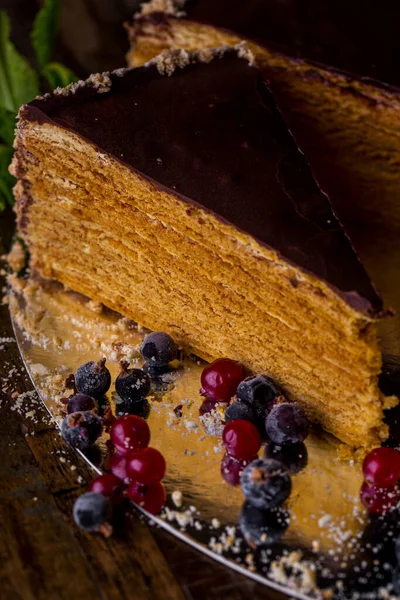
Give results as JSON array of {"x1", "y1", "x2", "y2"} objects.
[{"x1": 11, "y1": 46, "x2": 395, "y2": 447}]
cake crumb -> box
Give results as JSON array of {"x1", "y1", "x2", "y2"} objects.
[
  {"x1": 138, "y1": 0, "x2": 185, "y2": 17},
  {"x1": 171, "y1": 490, "x2": 182, "y2": 507}
]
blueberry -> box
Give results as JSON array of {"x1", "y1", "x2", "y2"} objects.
[
  {"x1": 241, "y1": 458, "x2": 291, "y2": 510},
  {"x1": 140, "y1": 331, "x2": 177, "y2": 367},
  {"x1": 396, "y1": 535, "x2": 400, "y2": 562},
  {"x1": 115, "y1": 398, "x2": 151, "y2": 419},
  {"x1": 237, "y1": 374, "x2": 282, "y2": 406},
  {"x1": 237, "y1": 375, "x2": 284, "y2": 437},
  {"x1": 393, "y1": 567, "x2": 400, "y2": 595},
  {"x1": 225, "y1": 401, "x2": 256, "y2": 425},
  {"x1": 67, "y1": 393, "x2": 98, "y2": 414},
  {"x1": 115, "y1": 361, "x2": 151, "y2": 403},
  {"x1": 61, "y1": 411, "x2": 103, "y2": 450},
  {"x1": 239, "y1": 501, "x2": 289, "y2": 549},
  {"x1": 73, "y1": 492, "x2": 112, "y2": 535},
  {"x1": 264, "y1": 442, "x2": 308, "y2": 474},
  {"x1": 265, "y1": 403, "x2": 310, "y2": 445},
  {"x1": 75, "y1": 358, "x2": 111, "y2": 398}
]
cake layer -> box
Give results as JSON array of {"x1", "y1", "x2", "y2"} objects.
[
  {"x1": 126, "y1": 7, "x2": 400, "y2": 234},
  {"x1": 13, "y1": 48, "x2": 394, "y2": 446}
]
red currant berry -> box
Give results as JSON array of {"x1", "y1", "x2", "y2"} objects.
[
  {"x1": 222, "y1": 419, "x2": 261, "y2": 460},
  {"x1": 110, "y1": 415, "x2": 150, "y2": 455},
  {"x1": 220, "y1": 453, "x2": 257, "y2": 486},
  {"x1": 201, "y1": 358, "x2": 246, "y2": 401},
  {"x1": 126, "y1": 447, "x2": 166, "y2": 485},
  {"x1": 362, "y1": 447, "x2": 400, "y2": 488},
  {"x1": 107, "y1": 453, "x2": 129, "y2": 482},
  {"x1": 126, "y1": 481, "x2": 166, "y2": 515},
  {"x1": 89, "y1": 473, "x2": 123, "y2": 504},
  {"x1": 199, "y1": 397, "x2": 219, "y2": 416},
  {"x1": 360, "y1": 481, "x2": 400, "y2": 514}
]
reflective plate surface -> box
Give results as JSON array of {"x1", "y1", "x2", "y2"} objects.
[{"x1": 8, "y1": 276, "x2": 400, "y2": 600}]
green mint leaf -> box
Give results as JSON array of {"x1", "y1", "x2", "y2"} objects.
[
  {"x1": 0, "y1": 11, "x2": 40, "y2": 113},
  {"x1": 0, "y1": 105, "x2": 16, "y2": 146},
  {"x1": 42, "y1": 61, "x2": 77, "y2": 90},
  {"x1": 31, "y1": 0, "x2": 60, "y2": 70},
  {"x1": 0, "y1": 144, "x2": 15, "y2": 209}
]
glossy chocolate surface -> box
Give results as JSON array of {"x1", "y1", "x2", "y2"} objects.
[
  {"x1": 23, "y1": 51, "x2": 382, "y2": 314},
  {"x1": 174, "y1": 0, "x2": 400, "y2": 87}
]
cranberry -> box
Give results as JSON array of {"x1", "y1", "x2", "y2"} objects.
[
  {"x1": 360, "y1": 481, "x2": 400, "y2": 514},
  {"x1": 126, "y1": 447, "x2": 166, "y2": 485},
  {"x1": 222, "y1": 419, "x2": 261, "y2": 460},
  {"x1": 89, "y1": 473, "x2": 123, "y2": 504},
  {"x1": 362, "y1": 447, "x2": 400, "y2": 488},
  {"x1": 126, "y1": 481, "x2": 166, "y2": 515},
  {"x1": 201, "y1": 358, "x2": 246, "y2": 401},
  {"x1": 220, "y1": 453, "x2": 257, "y2": 486},
  {"x1": 110, "y1": 415, "x2": 150, "y2": 455},
  {"x1": 107, "y1": 453, "x2": 130, "y2": 482}
]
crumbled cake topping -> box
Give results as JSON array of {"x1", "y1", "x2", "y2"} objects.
[
  {"x1": 53, "y1": 72, "x2": 112, "y2": 97},
  {"x1": 147, "y1": 43, "x2": 255, "y2": 76},
  {"x1": 138, "y1": 0, "x2": 186, "y2": 17}
]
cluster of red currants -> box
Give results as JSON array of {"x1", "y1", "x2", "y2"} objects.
[
  {"x1": 90, "y1": 414, "x2": 167, "y2": 515},
  {"x1": 200, "y1": 357, "x2": 262, "y2": 485}
]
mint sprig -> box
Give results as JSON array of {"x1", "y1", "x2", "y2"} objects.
[
  {"x1": 0, "y1": 0, "x2": 77, "y2": 213},
  {"x1": 0, "y1": 12, "x2": 40, "y2": 113},
  {"x1": 31, "y1": 0, "x2": 60, "y2": 70}
]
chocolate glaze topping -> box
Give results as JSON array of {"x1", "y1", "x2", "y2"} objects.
[
  {"x1": 22, "y1": 50, "x2": 382, "y2": 315},
  {"x1": 140, "y1": 0, "x2": 400, "y2": 88}
]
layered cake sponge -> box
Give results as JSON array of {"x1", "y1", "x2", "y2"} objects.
[
  {"x1": 12, "y1": 47, "x2": 395, "y2": 447},
  {"x1": 126, "y1": 1, "x2": 400, "y2": 233}
]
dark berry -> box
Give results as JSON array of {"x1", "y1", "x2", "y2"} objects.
[
  {"x1": 362, "y1": 447, "x2": 400, "y2": 488},
  {"x1": 140, "y1": 331, "x2": 177, "y2": 367},
  {"x1": 264, "y1": 442, "x2": 308, "y2": 474},
  {"x1": 200, "y1": 358, "x2": 246, "y2": 402},
  {"x1": 240, "y1": 501, "x2": 289, "y2": 548},
  {"x1": 237, "y1": 375, "x2": 284, "y2": 437},
  {"x1": 61, "y1": 411, "x2": 103, "y2": 450},
  {"x1": 75, "y1": 358, "x2": 111, "y2": 398},
  {"x1": 89, "y1": 473, "x2": 123, "y2": 504},
  {"x1": 393, "y1": 567, "x2": 400, "y2": 596},
  {"x1": 110, "y1": 415, "x2": 150, "y2": 455},
  {"x1": 67, "y1": 393, "x2": 98, "y2": 414},
  {"x1": 220, "y1": 453, "x2": 257, "y2": 486},
  {"x1": 126, "y1": 480, "x2": 166, "y2": 515},
  {"x1": 237, "y1": 374, "x2": 282, "y2": 406},
  {"x1": 241, "y1": 458, "x2": 292, "y2": 510},
  {"x1": 126, "y1": 447, "x2": 166, "y2": 485},
  {"x1": 107, "y1": 453, "x2": 129, "y2": 482},
  {"x1": 360, "y1": 481, "x2": 400, "y2": 514},
  {"x1": 73, "y1": 492, "x2": 112, "y2": 536},
  {"x1": 222, "y1": 419, "x2": 261, "y2": 460},
  {"x1": 115, "y1": 398, "x2": 151, "y2": 420},
  {"x1": 225, "y1": 401, "x2": 256, "y2": 426},
  {"x1": 265, "y1": 403, "x2": 309, "y2": 445},
  {"x1": 115, "y1": 361, "x2": 151, "y2": 404},
  {"x1": 199, "y1": 397, "x2": 219, "y2": 416}
]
